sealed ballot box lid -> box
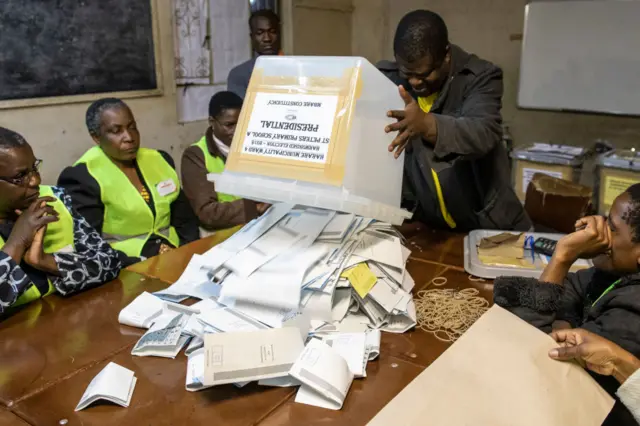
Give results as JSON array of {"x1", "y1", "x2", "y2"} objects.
[
  {"x1": 209, "y1": 56, "x2": 412, "y2": 225},
  {"x1": 510, "y1": 143, "x2": 587, "y2": 201},
  {"x1": 510, "y1": 143, "x2": 587, "y2": 166}
]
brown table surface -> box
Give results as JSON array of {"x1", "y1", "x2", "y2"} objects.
[
  {"x1": 0, "y1": 228, "x2": 492, "y2": 425},
  {"x1": 0, "y1": 407, "x2": 30, "y2": 426}
]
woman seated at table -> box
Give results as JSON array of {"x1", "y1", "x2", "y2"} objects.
[
  {"x1": 494, "y1": 183, "x2": 640, "y2": 424},
  {"x1": 0, "y1": 127, "x2": 122, "y2": 315},
  {"x1": 181, "y1": 91, "x2": 267, "y2": 236},
  {"x1": 58, "y1": 98, "x2": 199, "y2": 263}
]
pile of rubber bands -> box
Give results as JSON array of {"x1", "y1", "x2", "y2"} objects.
[{"x1": 414, "y1": 276, "x2": 490, "y2": 342}]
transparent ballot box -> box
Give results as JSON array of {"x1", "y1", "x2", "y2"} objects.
[{"x1": 208, "y1": 56, "x2": 412, "y2": 225}]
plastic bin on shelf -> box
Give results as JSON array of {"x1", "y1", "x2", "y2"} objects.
[
  {"x1": 208, "y1": 56, "x2": 412, "y2": 225},
  {"x1": 595, "y1": 149, "x2": 640, "y2": 215},
  {"x1": 510, "y1": 143, "x2": 587, "y2": 201}
]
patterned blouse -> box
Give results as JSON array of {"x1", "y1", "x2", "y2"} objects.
[{"x1": 0, "y1": 186, "x2": 123, "y2": 314}]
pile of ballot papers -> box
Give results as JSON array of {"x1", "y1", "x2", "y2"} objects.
[{"x1": 118, "y1": 203, "x2": 415, "y2": 410}]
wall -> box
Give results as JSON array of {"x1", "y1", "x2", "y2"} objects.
[
  {"x1": 352, "y1": 0, "x2": 640, "y2": 149},
  {"x1": 289, "y1": 0, "x2": 353, "y2": 56},
  {"x1": 0, "y1": 3, "x2": 205, "y2": 185}
]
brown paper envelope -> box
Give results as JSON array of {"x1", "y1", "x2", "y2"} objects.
[
  {"x1": 367, "y1": 305, "x2": 614, "y2": 426},
  {"x1": 478, "y1": 232, "x2": 522, "y2": 249}
]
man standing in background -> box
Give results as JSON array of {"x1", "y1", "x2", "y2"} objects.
[
  {"x1": 379, "y1": 10, "x2": 530, "y2": 231},
  {"x1": 227, "y1": 9, "x2": 281, "y2": 99}
]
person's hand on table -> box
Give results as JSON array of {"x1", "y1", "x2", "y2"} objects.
[
  {"x1": 3, "y1": 197, "x2": 59, "y2": 263},
  {"x1": 549, "y1": 328, "x2": 640, "y2": 384},
  {"x1": 385, "y1": 85, "x2": 437, "y2": 159},
  {"x1": 554, "y1": 216, "x2": 612, "y2": 264}
]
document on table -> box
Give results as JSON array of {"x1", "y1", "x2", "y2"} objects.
[
  {"x1": 186, "y1": 348, "x2": 209, "y2": 392},
  {"x1": 342, "y1": 263, "x2": 378, "y2": 298},
  {"x1": 198, "y1": 307, "x2": 268, "y2": 333},
  {"x1": 186, "y1": 348, "x2": 249, "y2": 391},
  {"x1": 229, "y1": 301, "x2": 294, "y2": 329},
  {"x1": 401, "y1": 272, "x2": 415, "y2": 293},
  {"x1": 332, "y1": 289, "x2": 352, "y2": 323},
  {"x1": 224, "y1": 225, "x2": 302, "y2": 278},
  {"x1": 368, "y1": 261, "x2": 403, "y2": 288},
  {"x1": 203, "y1": 327, "x2": 305, "y2": 386},
  {"x1": 380, "y1": 300, "x2": 417, "y2": 334},
  {"x1": 118, "y1": 292, "x2": 165, "y2": 329},
  {"x1": 220, "y1": 271, "x2": 302, "y2": 311},
  {"x1": 183, "y1": 313, "x2": 217, "y2": 338},
  {"x1": 357, "y1": 294, "x2": 388, "y2": 329},
  {"x1": 323, "y1": 333, "x2": 368, "y2": 378},
  {"x1": 368, "y1": 279, "x2": 409, "y2": 314},
  {"x1": 76, "y1": 362, "x2": 137, "y2": 411},
  {"x1": 317, "y1": 213, "x2": 356, "y2": 242},
  {"x1": 365, "y1": 330, "x2": 381, "y2": 360},
  {"x1": 302, "y1": 288, "x2": 334, "y2": 323},
  {"x1": 191, "y1": 297, "x2": 224, "y2": 313},
  {"x1": 131, "y1": 313, "x2": 191, "y2": 358},
  {"x1": 367, "y1": 306, "x2": 614, "y2": 426},
  {"x1": 290, "y1": 339, "x2": 354, "y2": 410},
  {"x1": 334, "y1": 313, "x2": 372, "y2": 333},
  {"x1": 353, "y1": 231, "x2": 404, "y2": 270},
  {"x1": 185, "y1": 336, "x2": 205, "y2": 356},
  {"x1": 155, "y1": 254, "x2": 221, "y2": 300},
  {"x1": 280, "y1": 208, "x2": 336, "y2": 248},
  {"x1": 220, "y1": 203, "x2": 295, "y2": 252},
  {"x1": 197, "y1": 204, "x2": 294, "y2": 271},
  {"x1": 220, "y1": 245, "x2": 329, "y2": 311},
  {"x1": 259, "y1": 376, "x2": 302, "y2": 387}
]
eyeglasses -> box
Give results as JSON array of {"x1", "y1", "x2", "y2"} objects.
[{"x1": 0, "y1": 159, "x2": 42, "y2": 186}]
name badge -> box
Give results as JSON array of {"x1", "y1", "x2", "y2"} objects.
[{"x1": 156, "y1": 179, "x2": 177, "y2": 197}]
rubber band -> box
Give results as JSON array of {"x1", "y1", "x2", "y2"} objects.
[
  {"x1": 468, "y1": 275, "x2": 486, "y2": 282},
  {"x1": 431, "y1": 277, "x2": 448, "y2": 287},
  {"x1": 415, "y1": 288, "x2": 489, "y2": 343}
]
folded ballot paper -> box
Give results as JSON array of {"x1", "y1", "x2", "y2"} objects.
[
  {"x1": 131, "y1": 312, "x2": 191, "y2": 358},
  {"x1": 322, "y1": 332, "x2": 368, "y2": 378},
  {"x1": 290, "y1": 338, "x2": 354, "y2": 410},
  {"x1": 115, "y1": 203, "x2": 420, "y2": 409},
  {"x1": 76, "y1": 362, "x2": 137, "y2": 411},
  {"x1": 203, "y1": 327, "x2": 305, "y2": 386},
  {"x1": 119, "y1": 292, "x2": 199, "y2": 329},
  {"x1": 367, "y1": 306, "x2": 615, "y2": 426}
]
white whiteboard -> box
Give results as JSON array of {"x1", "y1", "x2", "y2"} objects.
[{"x1": 518, "y1": 0, "x2": 640, "y2": 116}]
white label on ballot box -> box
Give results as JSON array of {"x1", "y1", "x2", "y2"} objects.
[{"x1": 242, "y1": 93, "x2": 339, "y2": 164}]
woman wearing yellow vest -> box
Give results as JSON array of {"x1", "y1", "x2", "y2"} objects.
[
  {"x1": 181, "y1": 91, "x2": 268, "y2": 234},
  {"x1": 58, "y1": 98, "x2": 199, "y2": 263},
  {"x1": 0, "y1": 127, "x2": 122, "y2": 315}
]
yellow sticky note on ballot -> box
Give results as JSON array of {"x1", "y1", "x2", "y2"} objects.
[{"x1": 341, "y1": 263, "x2": 378, "y2": 298}]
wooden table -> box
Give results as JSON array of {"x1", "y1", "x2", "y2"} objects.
[{"x1": 0, "y1": 229, "x2": 492, "y2": 425}]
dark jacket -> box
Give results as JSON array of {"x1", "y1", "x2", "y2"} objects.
[
  {"x1": 181, "y1": 128, "x2": 258, "y2": 230},
  {"x1": 227, "y1": 57, "x2": 257, "y2": 99},
  {"x1": 378, "y1": 45, "x2": 530, "y2": 232},
  {"x1": 495, "y1": 269, "x2": 640, "y2": 425}
]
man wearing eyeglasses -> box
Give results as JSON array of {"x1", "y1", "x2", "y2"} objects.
[
  {"x1": 181, "y1": 91, "x2": 268, "y2": 236},
  {"x1": 378, "y1": 10, "x2": 530, "y2": 232}
]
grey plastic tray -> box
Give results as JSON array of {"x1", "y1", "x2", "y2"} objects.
[{"x1": 463, "y1": 230, "x2": 591, "y2": 279}]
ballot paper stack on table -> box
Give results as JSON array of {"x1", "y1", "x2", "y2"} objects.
[{"x1": 114, "y1": 203, "x2": 413, "y2": 410}]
